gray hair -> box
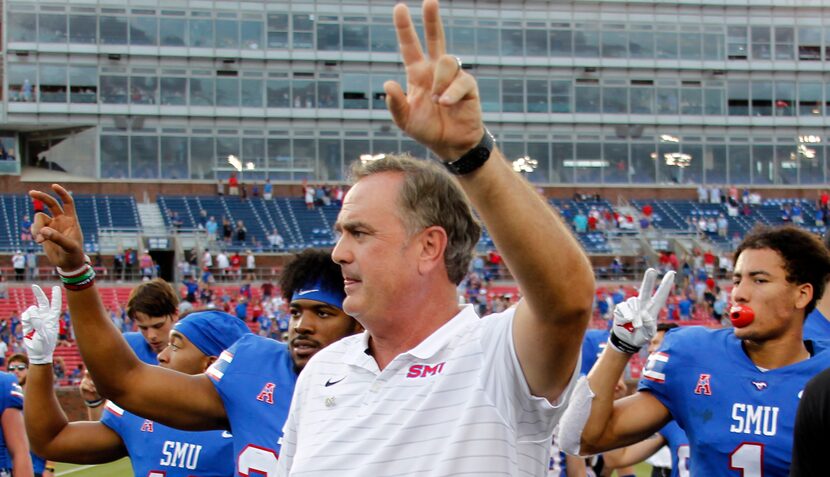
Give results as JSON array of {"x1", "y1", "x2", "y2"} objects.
[{"x1": 349, "y1": 154, "x2": 481, "y2": 284}]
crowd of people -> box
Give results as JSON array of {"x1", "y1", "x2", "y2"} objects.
[{"x1": 1, "y1": 2, "x2": 830, "y2": 476}]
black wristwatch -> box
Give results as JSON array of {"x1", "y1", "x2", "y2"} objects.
[{"x1": 443, "y1": 128, "x2": 495, "y2": 175}]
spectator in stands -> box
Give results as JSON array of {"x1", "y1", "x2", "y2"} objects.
[
  {"x1": 235, "y1": 297, "x2": 248, "y2": 321},
  {"x1": 332, "y1": 185, "x2": 344, "y2": 206},
  {"x1": 702, "y1": 249, "x2": 716, "y2": 276},
  {"x1": 221, "y1": 217, "x2": 233, "y2": 244},
  {"x1": 573, "y1": 210, "x2": 588, "y2": 233},
  {"x1": 109, "y1": 306, "x2": 123, "y2": 332},
  {"x1": 201, "y1": 248, "x2": 213, "y2": 270},
  {"x1": 113, "y1": 248, "x2": 124, "y2": 282},
  {"x1": 263, "y1": 178, "x2": 273, "y2": 200},
  {"x1": 196, "y1": 209, "x2": 208, "y2": 229},
  {"x1": 716, "y1": 213, "x2": 729, "y2": 238},
  {"x1": 228, "y1": 172, "x2": 239, "y2": 196},
  {"x1": 12, "y1": 250, "x2": 25, "y2": 281},
  {"x1": 267, "y1": 228, "x2": 284, "y2": 250},
  {"x1": 230, "y1": 252, "x2": 242, "y2": 279},
  {"x1": 728, "y1": 184, "x2": 739, "y2": 204},
  {"x1": 792, "y1": 202, "x2": 804, "y2": 224},
  {"x1": 781, "y1": 203, "x2": 792, "y2": 222},
  {"x1": 200, "y1": 266, "x2": 214, "y2": 286},
  {"x1": 215, "y1": 250, "x2": 229, "y2": 280},
  {"x1": 52, "y1": 357, "x2": 65, "y2": 382},
  {"x1": 641, "y1": 203, "x2": 653, "y2": 223},
  {"x1": 235, "y1": 220, "x2": 247, "y2": 244},
  {"x1": 245, "y1": 250, "x2": 256, "y2": 282},
  {"x1": 206, "y1": 216, "x2": 218, "y2": 242},
  {"x1": 170, "y1": 210, "x2": 184, "y2": 230},
  {"x1": 677, "y1": 292, "x2": 693, "y2": 321},
  {"x1": 25, "y1": 250, "x2": 37, "y2": 281},
  {"x1": 0, "y1": 275, "x2": 7, "y2": 299},
  {"x1": 139, "y1": 250, "x2": 154, "y2": 281},
  {"x1": 696, "y1": 184, "x2": 707, "y2": 204},
  {"x1": 304, "y1": 181, "x2": 315, "y2": 210},
  {"x1": 21, "y1": 215, "x2": 33, "y2": 245},
  {"x1": 178, "y1": 296, "x2": 194, "y2": 314},
  {"x1": 709, "y1": 184, "x2": 721, "y2": 204},
  {"x1": 705, "y1": 216, "x2": 717, "y2": 235},
  {"x1": 125, "y1": 248, "x2": 136, "y2": 281}
]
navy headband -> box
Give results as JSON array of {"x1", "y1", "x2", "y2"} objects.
[{"x1": 290, "y1": 278, "x2": 346, "y2": 310}]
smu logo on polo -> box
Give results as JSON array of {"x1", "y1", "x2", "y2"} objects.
[{"x1": 406, "y1": 361, "x2": 446, "y2": 378}]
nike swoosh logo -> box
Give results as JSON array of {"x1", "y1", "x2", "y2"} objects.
[
  {"x1": 297, "y1": 289, "x2": 319, "y2": 296},
  {"x1": 325, "y1": 377, "x2": 346, "y2": 387},
  {"x1": 221, "y1": 431, "x2": 233, "y2": 438}
]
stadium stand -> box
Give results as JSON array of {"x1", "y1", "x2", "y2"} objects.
[{"x1": 0, "y1": 194, "x2": 140, "y2": 252}]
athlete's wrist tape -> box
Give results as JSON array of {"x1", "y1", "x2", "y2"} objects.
[
  {"x1": 84, "y1": 398, "x2": 104, "y2": 408},
  {"x1": 607, "y1": 331, "x2": 641, "y2": 355}
]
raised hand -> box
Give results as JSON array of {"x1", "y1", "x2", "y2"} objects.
[
  {"x1": 79, "y1": 370, "x2": 102, "y2": 403},
  {"x1": 609, "y1": 269, "x2": 675, "y2": 354},
  {"x1": 22, "y1": 285, "x2": 61, "y2": 365},
  {"x1": 29, "y1": 184, "x2": 85, "y2": 271},
  {"x1": 384, "y1": 0, "x2": 483, "y2": 161}
]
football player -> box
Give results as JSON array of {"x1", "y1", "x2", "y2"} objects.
[
  {"x1": 560, "y1": 226, "x2": 830, "y2": 476},
  {"x1": 22, "y1": 287, "x2": 247, "y2": 477},
  {"x1": 26, "y1": 186, "x2": 361, "y2": 476}
]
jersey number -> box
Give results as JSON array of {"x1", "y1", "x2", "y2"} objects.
[
  {"x1": 147, "y1": 472, "x2": 166, "y2": 477},
  {"x1": 238, "y1": 445, "x2": 278, "y2": 476},
  {"x1": 729, "y1": 442, "x2": 764, "y2": 476}
]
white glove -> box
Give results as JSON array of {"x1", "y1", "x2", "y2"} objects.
[
  {"x1": 22, "y1": 285, "x2": 61, "y2": 365},
  {"x1": 608, "y1": 269, "x2": 675, "y2": 354}
]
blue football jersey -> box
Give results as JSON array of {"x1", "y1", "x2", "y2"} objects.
[
  {"x1": 101, "y1": 401, "x2": 233, "y2": 477},
  {"x1": 124, "y1": 332, "x2": 159, "y2": 365},
  {"x1": 657, "y1": 420, "x2": 690, "y2": 477},
  {"x1": 803, "y1": 309, "x2": 830, "y2": 343},
  {"x1": 206, "y1": 334, "x2": 297, "y2": 476},
  {"x1": 0, "y1": 372, "x2": 23, "y2": 469},
  {"x1": 580, "y1": 329, "x2": 609, "y2": 375},
  {"x1": 640, "y1": 327, "x2": 830, "y2": 477}
]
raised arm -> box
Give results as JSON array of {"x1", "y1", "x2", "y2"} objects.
[
  {"x1": 28, "y1": 186, "x2": 227, "y2": 430},
  {"x1": 385, "y1": 0, "x2": 594, "y2": 402},
  {"x1": 21, "y1": 287, "x2": 126, "y2": 462},
  {"x1": 559, "y1": 270, "x2": 675, "y2": 454}
]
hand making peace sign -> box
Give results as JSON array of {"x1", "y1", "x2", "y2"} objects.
[
  {"x1": 385, "y1": 0, "x2": 485, "y2": 162},
  {"x1": 28, "y1": 184, "x2": 86, "y2": 272}
]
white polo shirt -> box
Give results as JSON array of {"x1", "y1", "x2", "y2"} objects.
[{"x1": 278, "y1": 305, "x2": 580, "y2": 477}]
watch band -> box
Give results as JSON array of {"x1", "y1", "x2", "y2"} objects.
[{"x1": 443, "y1": 128, "x2": 495, "y2": 175}]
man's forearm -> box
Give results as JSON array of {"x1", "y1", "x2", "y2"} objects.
[
  {"x1": 457, "y1": 147, "x2": 594, "y2": 321},
  {"x1": 25, "y1": 365, "x2": 67, "y2": 455},
  {"x1": 580, "y1": 348, "x2": 631, "y2": 449}
]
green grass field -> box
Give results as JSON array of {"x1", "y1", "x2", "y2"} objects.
[
  {"x1": 55, "y1": 459, "x2": 132, "y2": 476},
  {"x1": 54, "y1": 459, "x2": 653, "y2": 476}
]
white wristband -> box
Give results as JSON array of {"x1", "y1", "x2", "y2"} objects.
[{"x1": 56, "y1": 255, "x2": 92, "y2": 277}]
